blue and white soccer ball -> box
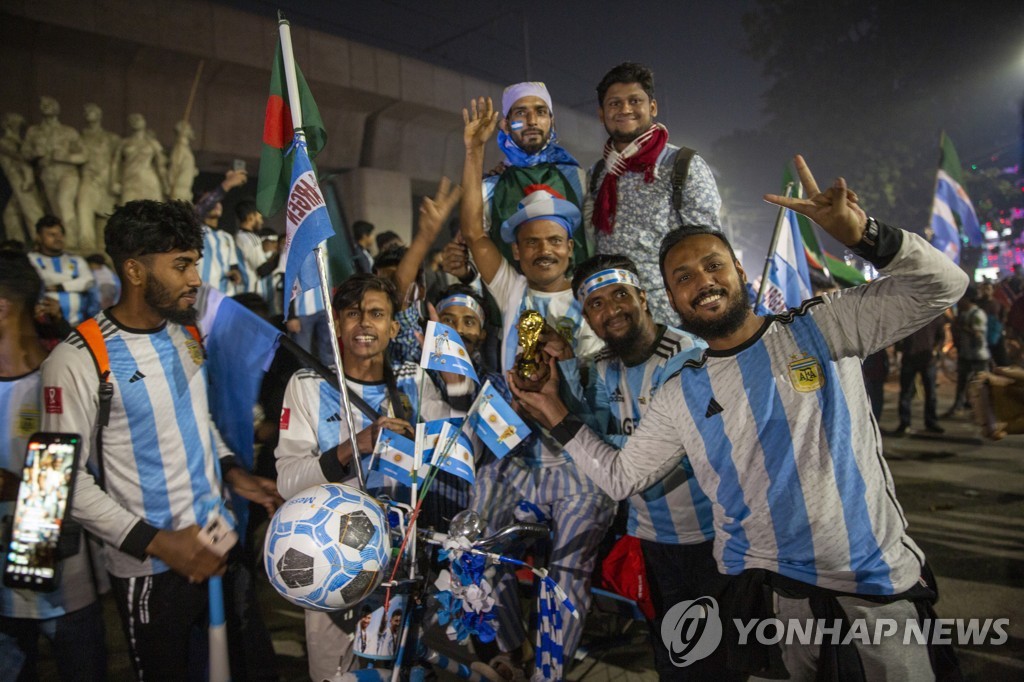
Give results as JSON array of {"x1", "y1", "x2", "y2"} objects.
[{"x1": 263, "y1": 483, "x2": 392, "y2": 611}]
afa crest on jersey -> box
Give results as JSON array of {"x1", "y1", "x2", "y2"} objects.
[{"x1": 789, "y1": 353, "x2": 825, "y2": 392}]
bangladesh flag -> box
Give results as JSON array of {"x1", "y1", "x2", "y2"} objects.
[{"x1": 257, "y1": 41, "x2": 327, "y2": 218}]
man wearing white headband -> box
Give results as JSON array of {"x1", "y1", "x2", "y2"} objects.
[
  {"x1": 457, "y1": 98, "x2": 610, "y2": 675},
  {"x1": 551, "y1": 253, "x2": 737, "y2": 678}
]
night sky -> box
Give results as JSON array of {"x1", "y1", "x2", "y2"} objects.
[{"x1": 224, "y1": 0, "x2": 1024, "y2": 266}]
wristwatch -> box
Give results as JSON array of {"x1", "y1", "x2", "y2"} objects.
[{"x1": 858, "y1": 217, "x2": 879, "y2": 248}]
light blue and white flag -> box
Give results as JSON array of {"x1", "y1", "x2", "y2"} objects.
[
  {"x1": 759, "y1": 207, "x2": 813, "y2": 314},
  {"x1": 930, "y1": 133, "x2": 982, "y2": 264},
  {"x1": 432, "y1": 421, "x2": 476, "y2": 484},
  {"x1": 419, "y1": 321, "x2": 479, "y2": 384},
  {"x1": 371, "y1": 428, "x2": 417, "y2": 487},
  {"x1": 281, "y1": 134, "x2": 335, "y2": 319},
  {"x1": 469, "y1": 380, "x2": 531, "y2": 459}
]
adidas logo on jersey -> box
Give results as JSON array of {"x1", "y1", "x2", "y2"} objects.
[
  {"x1": 705, "y1": 398, "x2": 723, "y2": 418},
  {"x1": 609, "y1": 387, "x2": 625, "y2": 403},
  {"x1": 128, "y1": 370, "x2": 146, "y2": 383},
  {"x1": 327, "y1": 413, "x2": 342, "y2": 423}
]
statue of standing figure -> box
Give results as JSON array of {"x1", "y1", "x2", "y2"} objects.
[
  {"x1": 0, "y1": 112, "x2": 45, "y2": 244},
  {"x1": 167, "y1": 120, "x2": 198, "y2": 202},
  {"x1": 76, "y1": 103, "x2": 120, "y2": 253},
  {"x1": 111, "y1": 113, "x2": 167, "y2": 204},
  {"x1": 20, "y1": 96, "x2": 86, "y2": 249}
]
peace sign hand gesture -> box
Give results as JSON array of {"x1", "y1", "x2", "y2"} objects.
[{"x1": 763, "y1": 155, "x2": 868, "y2": 247}]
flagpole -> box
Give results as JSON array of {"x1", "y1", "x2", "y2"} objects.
[
  {"x1": 756, "y1": 181, "x2": 795, "y2": 310},
  {"x1": 278, "y1": 13, "x2": 366, "y2": 491}
]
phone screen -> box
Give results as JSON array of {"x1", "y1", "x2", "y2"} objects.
[{"x1": 3, "y1": 434, "x2": 79, "y2": 589}]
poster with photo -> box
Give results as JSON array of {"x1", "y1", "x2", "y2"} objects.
[{"x1": 353, "y1": 594, "x2": 408, "y2": 661}]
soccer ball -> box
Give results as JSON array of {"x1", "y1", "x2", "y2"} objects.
[{"x1": 263, "y1": 483, "x2": 392, "y2": 611}]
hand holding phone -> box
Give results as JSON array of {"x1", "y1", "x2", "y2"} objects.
[{"x1": 3, "y1": 433, "x2": 80, "y2": 592}]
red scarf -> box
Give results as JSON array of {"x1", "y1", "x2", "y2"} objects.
[{"x1": 592, "y1": 124, "x2": 670, "y2": 236}]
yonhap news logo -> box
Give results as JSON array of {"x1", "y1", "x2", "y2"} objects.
[
  {"x1": 661, "y1": 596, "x2": 1011, "y2": 667},
  {"x1": 661, "y1": 597, "x2": 723, "y2": 667}
]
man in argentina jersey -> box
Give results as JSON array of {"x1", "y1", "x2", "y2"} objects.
[
  {"x1": 276, "y1": 274, "x2": 468, "y2": 681},
  {"x1": 0, "y1": 253, "x2": 105, "y2": 680},
  {"x1": 41, "y1": 200, "x2": 282, "y2": 680},
  {"x1": 28, "y1": 215, "x2": 97, "y2": 326},
  {"x1": 288, "y1": 284, "x2": 333, "y2": 367},
  {"x1": 562, "y1": 253, "x2": 744, "y2": 680},
  {"x1": 194, "y1": 170, "x2": 249, "y2": 296},
  {"x1": 460, "y1": 99, "x2": 613, "y2": 669},
  {"x1": 516, "y1": 157, "x2": 969, "y2": 680}
]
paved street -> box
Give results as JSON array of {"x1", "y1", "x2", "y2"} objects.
[{"x1": 36, "y1": 373, "x2": 1024, "y2": 680}]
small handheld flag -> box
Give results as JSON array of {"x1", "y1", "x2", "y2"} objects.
[
  {"x1": 469, "y1": 380, "x2": 531, "y2": 459},
  {"x1": 420, "y1": 321, "x2": 479, "y2": 384},
  {"x1": 432, "y1": 421, "x2": 476, "y2": 484},
  {"x1": 371, "y1": 429, "x2": 417, "y2": 487}
]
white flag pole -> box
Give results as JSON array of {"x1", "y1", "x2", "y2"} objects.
[
  {"x1": 278, "y1": 14, "x2": 366, "y2": 491},
  {"x1": 756, "y1": 181, "x2": 795, "y2": 310}
]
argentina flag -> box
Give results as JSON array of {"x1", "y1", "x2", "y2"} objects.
[
  {"x1": 760, "y1": 208, "x2": 813, "y2": 314},
  {"x1": 930, "y1": 133, "x2": 982, "y2": 264},
  {"x1": 470, "y1": 380, "x2": 531, "y2": 459},
  {"x1": 371, "y1": 428, "x2": 417, "y2": 486},
  {"x1": 419, "y1": 321, "x2": 479, "y2": 383},
  {"x1": 281, "y1": 133, "x2": 335, "y2": 318},
  {"x1": 429, "y1": 421, "x2": 476, "y2": 484}
]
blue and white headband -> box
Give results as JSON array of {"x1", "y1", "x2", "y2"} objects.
[
  {"x1": 576, "y1": 268, "x2": 643, "y2": 305},
  {"x1": 436, "y1": 294, "x2": 485, "y2": 323}
]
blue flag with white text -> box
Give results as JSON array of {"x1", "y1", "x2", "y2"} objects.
[
  {"x1": 419, "y1": 321, "x2": 479, "y2": 384},
  {"x1": 282, "y1": 134, "x2": 335, "y2": 318}
]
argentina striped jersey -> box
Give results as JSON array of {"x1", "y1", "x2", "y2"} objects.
[
  {"x1": 200, "y1": 226, "x2": 244, "y2": 295},
  {"x1": 563, "y1": 231, "x2": 969, "y2": 595},
  {"x1": 588, "y1": 327, "x2": 714, "y2": 544},
  {"x1": 28, "y1": 251, "x2": 97, "y2": 325},
  {"x1": 40, "y1": 312, "x2": 229, "y2": 578},
  {"x1": 0, "y1": 370, "x2": 96, "y2": 618}
]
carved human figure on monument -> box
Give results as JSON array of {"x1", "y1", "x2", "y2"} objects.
[
  {"x1": 167, "y1": 120, "x2": 198, "y2": 202},
  {"x1": 110, "y1": 113, "x2": 167, "y2": 203},
  {"x1": 0, "y1": 112, "x2": 45, "y2": 243},
  {"x1": 76, "y1": 103, "x2": 120, "y2": 252},
  {"x1": 20, "y1": 96, "x2": 85, "y2": 249}
]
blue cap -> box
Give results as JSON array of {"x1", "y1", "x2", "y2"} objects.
[{"x1": 499, "y1": 190, "x2": 580, "y2": 243}]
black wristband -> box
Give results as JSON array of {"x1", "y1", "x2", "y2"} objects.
[
  {"x1": 850, "y1": 218, "x2": 904, "y2": 269},
  {"x1": 551, "y1": 414, "x2": 585, "y2": 446},
  {"x1": 121, "y1": 520, "x2": 160, "y2": 560},
  {"x1": 319, "y1": 447, "x2": 351, "y2": 482}
]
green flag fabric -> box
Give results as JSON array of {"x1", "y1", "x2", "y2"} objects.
[
  {"x1": 782, "y1": 162, "x2": 829, "y2": 277},
  {"x1": 257, "y1": 42, "x2": 327, "y2": 218}
]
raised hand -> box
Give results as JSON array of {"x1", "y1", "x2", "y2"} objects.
[
  {"x1": 418, "y1": 176, "x2": 463, "y2": 240},
  {"x1": 463, "y1": 97, "x2": 500, "y2": 152},
  {"x1": 763, "y1": 155, "x2": 868, "y2": 247}
]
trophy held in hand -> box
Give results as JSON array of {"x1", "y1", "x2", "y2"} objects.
[{"x1": 512, "y1": 310, "x2": 550, "y2": 392}]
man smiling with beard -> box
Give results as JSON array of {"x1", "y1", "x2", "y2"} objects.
[
  {"x1": 513, "y1": 156, "x2": 968, "y2": 680},
  {"x1": 562, "y1": 253, "x2": 746, "y2": 680},
  {"x1": 42, "y1": 200, "x2": 281, "y2": 679}
]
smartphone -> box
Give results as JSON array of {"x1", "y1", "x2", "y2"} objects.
[
  {"x1": 3, "y1": 433, "x2": 80, "y2": 591},
  {"x1": 232, "y1": 159, "x2": 247, "y2": 172}
]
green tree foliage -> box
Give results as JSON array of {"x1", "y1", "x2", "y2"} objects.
[{"x1": 714, "y1": 0, "x2": 1024, "y2": 232}]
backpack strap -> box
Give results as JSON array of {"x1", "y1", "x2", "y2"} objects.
[
  {"x1": 671, "y1": 146, "x2": 697, "y2": 213},
  {"x1": 589, "y1": 158, "x2": 606, "y2": 197},
  {"x1": 75, "y1": 319, "x2": 114, "y2": 489}
]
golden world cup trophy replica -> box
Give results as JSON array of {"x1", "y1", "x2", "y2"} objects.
[{"x1": 513, "y1": 310, "x2": 550, "y2": 391}]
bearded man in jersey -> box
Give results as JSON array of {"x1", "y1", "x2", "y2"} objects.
[
  {"x1": 513, "y1": 156, "x2": 967, "y2": 680},
  {"x1": 41, "y1": 200, "x2": 282, "y2": 681}
]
